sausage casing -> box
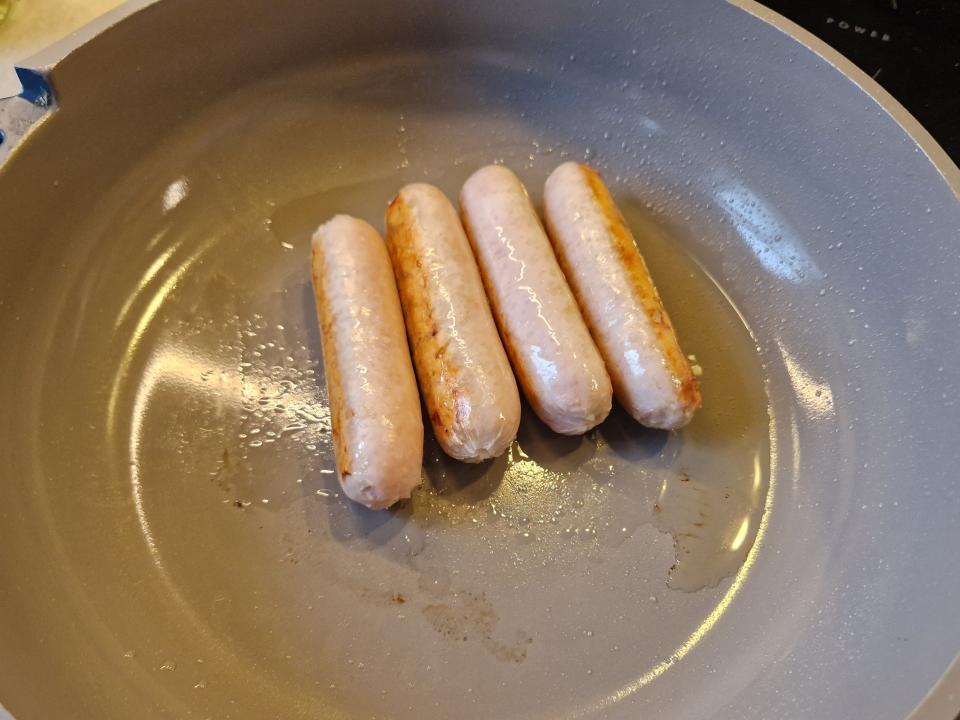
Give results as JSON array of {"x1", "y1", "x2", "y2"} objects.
[
  {"x1": 543, "y1": 162, "x2": 701, "y2": 429},
  {"x1": 311, "y1": 215, "x2": 424, "y2": 508},
  {"x1": 385, "y1": 184, "x2": 521, "y2": 462},
  {"x1": 460, "y1": 165, "x2": 612, "y2": 435}
]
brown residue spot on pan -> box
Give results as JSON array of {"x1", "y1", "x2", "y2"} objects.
[
  {"x1": 422, "y1": 591, "x2": 532, "y2": 663},
  {"x1": 357, "y1": 587, "x2": 412, "y2": 607}
]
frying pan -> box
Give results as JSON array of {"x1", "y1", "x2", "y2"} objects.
[{"x1": 1, "y1": 1, "x2": 958, "y2": 718}]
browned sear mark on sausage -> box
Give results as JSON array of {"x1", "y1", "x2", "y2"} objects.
[
  {"x1": 311, "y1": 248, "x2": 351, "y2": 478},
  {"x1": 580, "y1": 165, "x2": 702, "y2": 410},
  {"x1": 386, "y1": 195, "x2": 467, "y2": 445}
]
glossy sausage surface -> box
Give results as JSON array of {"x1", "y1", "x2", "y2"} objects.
[
  {"x1": 460, "y1": 165, "x2": 612, "y2": 435},
  {"x1": 311, "y1": 215, "x2": 424, "y2": 508},
  {"x1": 386, "y1": 183, "x2": 521, "y2": 461},
  {"x1": 543, "y1": 162, "x2": 701, "y2": 429}
]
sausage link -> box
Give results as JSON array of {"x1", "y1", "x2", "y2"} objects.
[
  {"x1": 310, "y1": 215, "x2": 424, "y2": 508},
  {"x1": 385, "y1": 184, "x2": 520, "y2": 461},
  {"x1": 543, "y1": 162, "x2": 701, "y2": 429}
]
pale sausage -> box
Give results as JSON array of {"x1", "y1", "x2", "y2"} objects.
[
  {"x1": 460, "y1": 165, "x2": 612, "y2": 435},
  {"x1": 310, "y1": 215, "x2": 424, "y2": 508}
]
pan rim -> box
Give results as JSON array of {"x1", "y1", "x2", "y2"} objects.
[
  {"x1": 726, "y1": 0, "x2": 960, "y2": 201},
  {"x1": 729, "y1": 3, "x2": 960, "y2": 717}
]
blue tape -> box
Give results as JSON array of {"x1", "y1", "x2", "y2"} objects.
[{"x1": 15, "y1": 67, "x2": 53, "y2": 107}]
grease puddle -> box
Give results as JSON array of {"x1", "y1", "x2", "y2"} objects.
[{"x1": 621, "y1": 197, "x2": 770, "y2": 590}]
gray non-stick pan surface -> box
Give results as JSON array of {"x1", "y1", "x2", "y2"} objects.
[{"x1": 1, "y1": 1, "x2": 959, "y2": 719}]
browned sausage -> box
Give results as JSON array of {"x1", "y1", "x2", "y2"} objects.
[
  {"x1": 543, "y1": 162, "x2": 701, "y2": 429},
  {"x1": 385, "y1": 184, "x2": 521, "y2": 461}
]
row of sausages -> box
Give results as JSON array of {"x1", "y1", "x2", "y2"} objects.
[{"x1": 310, "y1": 161, "x2": 701, "y2": 509}]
